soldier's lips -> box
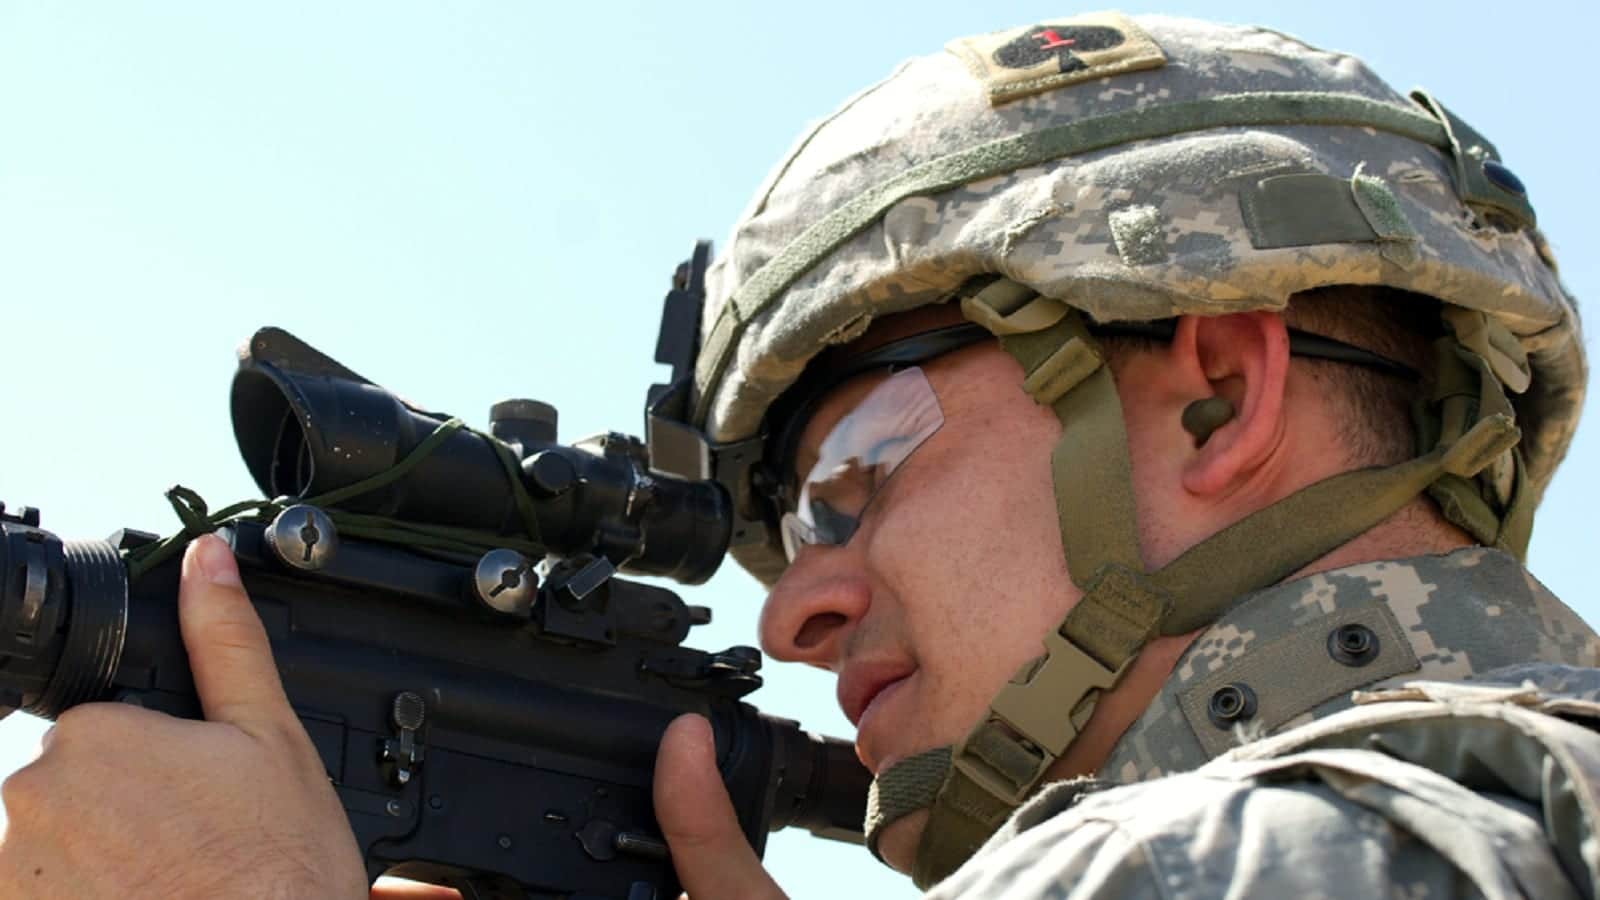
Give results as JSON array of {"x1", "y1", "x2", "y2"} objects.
[{"x1": 850, "y1": 673, "x2": 914, "y2": 773}]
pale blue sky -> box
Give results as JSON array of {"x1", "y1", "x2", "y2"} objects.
[{"x1": 2, "y1": 3, "x2": 1596, "y2": 897}]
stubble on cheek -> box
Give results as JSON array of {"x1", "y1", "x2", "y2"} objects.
[{"x1": 870, "y1": 419, "x2": 1077, "y2": 761}]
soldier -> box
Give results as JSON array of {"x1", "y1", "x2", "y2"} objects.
[
  {"x1": 654, "y1": 11, "x2": 1600, "y2": 898},
  {"x1": 2, "y1": 12, "x2": 1594, "y2": 899}
]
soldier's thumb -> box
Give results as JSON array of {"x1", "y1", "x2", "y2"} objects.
[
  {"x1": 178, "y1": 534, "x2": 295, "y2": 732},
  {"x1": 655, "y1": 714, "x2": 787, "y2": 900}
]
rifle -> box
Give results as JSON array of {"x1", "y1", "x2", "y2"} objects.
[{"x1": 0, "y1": 245, "x2": 869, "y2": 899}]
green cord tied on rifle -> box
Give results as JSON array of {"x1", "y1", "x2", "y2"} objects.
[{"x1": 124, "y1": 417, "x2": 545, "y2": 581}]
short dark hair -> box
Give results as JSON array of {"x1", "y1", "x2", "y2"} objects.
[
  {"x1": 1099, "y1": 284, "x2": 1440, "y2": 467},
  {"x1": 1281, "y1": 285, "x2": 1440, "y2": 467}
]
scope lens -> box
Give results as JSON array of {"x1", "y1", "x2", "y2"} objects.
[{"x1": 269, "y1": 408, "x2": 314, "y2": 497}]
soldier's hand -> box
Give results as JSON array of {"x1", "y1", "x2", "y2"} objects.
[
  {"x1": 655, "y1": 714, "x2": 787, "y2": 900},
  {"x1": 0, "y1": 534, "x2": 368, "y2": 899}
]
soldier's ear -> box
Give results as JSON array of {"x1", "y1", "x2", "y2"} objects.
[{"x1": 1173, "y1": 312, "x2": 1290, "y2": 498}]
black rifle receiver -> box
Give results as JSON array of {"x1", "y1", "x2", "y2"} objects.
[{"x1": 0, "y1": 265, "x2": 869, "y2": 898}]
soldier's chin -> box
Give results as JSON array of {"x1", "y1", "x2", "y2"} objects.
[{"x1": 874, "y1": 809, "x2": 931, "y2": 875}]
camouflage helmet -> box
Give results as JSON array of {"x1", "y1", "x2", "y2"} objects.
[
  {"x1": 688, "y1": 12, "x2": 1582, "y2": 588},
  {"x1": 667, "y1": 11, "x2": 1584, "y2": 888}
]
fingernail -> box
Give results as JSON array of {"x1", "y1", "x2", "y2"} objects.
[{"x1": 191, "y1": 534, "x2": 243, "y2": 587}]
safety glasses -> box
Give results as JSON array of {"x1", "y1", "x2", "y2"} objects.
[{"x1": 779, "y1": 366, "x2": 945, "y2": 561}]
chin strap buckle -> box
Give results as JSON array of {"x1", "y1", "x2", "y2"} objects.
[{"x1": 952, "y1": 629, "x2": 1127, "y2": 807}]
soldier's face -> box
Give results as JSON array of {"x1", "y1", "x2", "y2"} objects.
[{"x1": 760, "y1": 341, "x2": 1083, "y2": 780}]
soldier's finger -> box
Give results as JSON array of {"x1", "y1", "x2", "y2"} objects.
[
  {"x1": 654, "y1": 714, "x2": 786, "y2": 900},
  {"x1": 371, "y1": 876, "x2": 464, "y2": 898},
  {"x1": 178, "y1": 534, "x2": 293, "y2": 732}
]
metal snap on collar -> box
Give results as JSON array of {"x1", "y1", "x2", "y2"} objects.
[
  {"x1": 1207, "y1": 682, "x2": 1258, "y2": 728},
  {"x1": 1328, "y1": 623, "x2": 1381, "y2": 667}
]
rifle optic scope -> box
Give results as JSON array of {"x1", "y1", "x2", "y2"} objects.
[{"x1": 230, "y1": 328, "x2": 730, "y2": 584}]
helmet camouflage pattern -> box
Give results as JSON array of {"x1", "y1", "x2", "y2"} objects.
[{"x1": 689, "y1": 12, "x2": 1584, "y2": 587}]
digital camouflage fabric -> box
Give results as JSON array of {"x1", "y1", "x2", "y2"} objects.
[
  {"x1": 1105, "y1": 546, "x2": 1600, "y2": 780},
  {"x1": 694, "y1": 13, "x2": 1583, "y2": 587},
  {"x1": 927, "y1": 549, "x2": 1600, "y2": 898}
]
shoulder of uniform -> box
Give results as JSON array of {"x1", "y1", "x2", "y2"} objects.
[
  {"x1": 1230, "y1": 665, "x2": 1600, "y2": 761},
  {"x1": 1215, "y1": 672, "x2": 1600, "y2": 893},
  {"x1": 932, "y1": 744, "x2": 1578, "y2": 899},
  {"x1": 936, "y1": 723, "x2": 1597, "y2": 900}
]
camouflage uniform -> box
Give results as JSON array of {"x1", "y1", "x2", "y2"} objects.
[{"x1": 928, "y1": 548, "x2": 1600, "y2": 897}]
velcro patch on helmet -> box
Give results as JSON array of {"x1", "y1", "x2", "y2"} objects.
[{"x1": 946, "y1": 13, "x2": 1166, "y2": 106}]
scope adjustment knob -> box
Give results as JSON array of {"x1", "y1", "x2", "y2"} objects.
[
  {"x1": 490, "y1": 399, "x2": 558, "y2": 450},
  {"x1": 473, "y1": 549, "x2": 538, "y2": 616},
  {"x1": 526, "y1": 451, "x2": 578, "y2": 498},
  {"x1": 266, "y1": 505, "x2": 338, "y2": 571}
]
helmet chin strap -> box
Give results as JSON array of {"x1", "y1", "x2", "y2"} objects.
[{"x1": 862, "y1": 278, "x2": 1531, "y2": 889}]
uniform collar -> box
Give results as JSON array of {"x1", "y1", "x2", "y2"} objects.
[{"x1": 1101, "y1": 547, "x2": 1600, "y2": 782}]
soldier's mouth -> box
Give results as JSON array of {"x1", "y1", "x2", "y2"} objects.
[{"x1": 850, "y1": 674, "x2": 915, "y2": 773}]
